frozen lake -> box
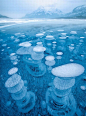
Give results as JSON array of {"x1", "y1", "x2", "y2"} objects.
[{"x1": 0, "y1": 19, "x2": 86, "y2": 116}]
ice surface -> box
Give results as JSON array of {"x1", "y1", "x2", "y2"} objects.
[
  {"x1": 16, "y1": 47, "x2": 31, "y2": 55},
  {"x1": 70, "y1": 31, "x2": 77, "y2": 34},
  {"x1": 45, "y1": 55, "x2": 55, "y2": 61},
  {"x1": 57, "y1": 29, "x2": 64, "y2": 32},
  {"x1": 33, "y1": 46, "x2": 46, "y2": 52},
  {"x1": 80, "y1": 37, "x2": 85, "y2": 39},
  {"x1": 56, "y1": 52, "x2": 63, "y2": 55},
  {"x1": 53, "y1": 77, "x2": 75, "y2": 90},
  {"x1": 45, "y1": 35, "x2": 54, "y2": 40},
  {"x1": 61, "y1": 33, "x2": 67, "y2": 36},
  {"x1": 5, "y1": 74, "x2": 21, "y2": 88},
  {"x1": 59, "y1": 37, "x2": 66, "y2": 39},
  {"x1": 10, "y1": 53, "x2": 16, "y2": 56},
  {"x1": 80, "y1": 85, "x2": 86, "y2": 90},
  {"x1": 36, "y1": 33, "x2": 44, "y2": 37},
  {"x1": 52, "y1": 41, "x2": 57, "y2": 44},
  {"x1": 52, "y1": 63, "x2": 85, "y2": 78},
  {"x1": 8, "y1": 67, "x2": 18, "y2": 75},
  {"x1": 56, "y1": 56, "x2": 62, "y2": 59},
  {"x1": 45, "y1": 60, "x2": 55, "y2": 66},
  {"x1": 19, "y1": 42, "x2": 31, "y2": 47}
]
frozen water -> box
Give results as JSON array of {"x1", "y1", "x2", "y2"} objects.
[
  {"x1": 8, "y1": 67, "x2": 18, "y2": 75},
  {"x1": 16, "y1": 47, "x2": 31, "y2": 55},
  {"x1": 33, "y1": 46, "x2": 46, "y2": 52},
  {"x1": 53, "y1": 77, "x2": 75, "y2": 90},
  {"x1": 80, "y1": 85, "x2": 86, "y2": 90},
  {"x1": 10, "y1": 53, "x2": 16, "y2": 56},
  {"x1": 52, "y1": 63, "x2": 85, "y2": 78},
  {"x1": 5, "y1": 74, "x2": 21, "y2": 88},
  {"x1": 19, "y1": 42, "x2": 31, "y2": 47},
  {"x1": 45, "y1": 55, "x2": 55, "y2": 61},
  {"x1": 57, "y1": 29, "x2": 64, "y2": 32},
  {"x1": 70, "y1": 31, "x2": 77, "y2": 34},
  {"x1": 45, "y1": 35, "x2": 54, "y2": 40},
  {"x1": 59, "y1": 37, "x2": 66, "y2": 39},
  {"x1": 36, "y1": 33, "x2": 44, "y2": 37},
  {"x1": 0, "y1": 18, "x2": 86, "y2": 115},
  {"x1": 45, "y1": 60, "x2": 55, "y2": 66},
  {"x1": 56, "y1": 52, "x2": 63, "y2": 55},
  {"x1": 56, "y1": 56, "x2": 62, "y2": 59}
]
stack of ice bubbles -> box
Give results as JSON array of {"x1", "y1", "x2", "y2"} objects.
[
  {"x1": 25, "y1": 45, "x2": 46, "y2": 77},
  {"x1": 46, "y1": 63, "x2": 84, "y2": 116},
  {"x1": 5, "y1": 73, "x2": 36, "y2": 113},
  {"x1": 45, "y1": 55, "x2": 55, "y2": 73}
]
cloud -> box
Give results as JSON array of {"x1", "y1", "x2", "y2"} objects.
[{"x1": 0, "y1": 0, "x2": 86, "y2": 18}]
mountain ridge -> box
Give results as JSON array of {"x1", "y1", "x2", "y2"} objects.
[{"x1": 23, "y1": 5, "x2": 86, "y2": 19}]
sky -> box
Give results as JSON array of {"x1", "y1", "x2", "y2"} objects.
[{"x1": 0, "y1": 0, "x2": 86, "y2": 18}]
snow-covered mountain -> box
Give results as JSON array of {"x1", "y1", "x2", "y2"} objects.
[
  {"x1": 0, "y1": 14, "x2": 10, "y2": 18},
  {"x1": 23, "y1": 5, "x2": 86, "y2": 19},
  {"x1": 64, "y1": 5, "x2": 86, "y2": 19},
  {"x1": 23, "y1": 6, "x2": 63, "y2": 19}
]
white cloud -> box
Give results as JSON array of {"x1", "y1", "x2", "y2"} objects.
[{"x1": 0, "y1": 0, "x2": 86, "y2": 18}]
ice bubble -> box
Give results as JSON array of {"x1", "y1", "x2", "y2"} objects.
[
  {"x1": 45, "y1": 35, "x2": 54, "y2": 40},
  {"x1": 5, "y1": 74, "x2": 21, "y2": 88},
  {"x1": 47, "y1": 43, "x2": 52, "y2": 46},
  {"x1": 7, "y1": 47, "x2": 10, "y2": 49},
  {"x1": 45, "y1": 60, "x2": 55, "y2": 66},
  {"x1": 15, "y1": 33, "x2": 21, "y2": 36},
  {"x1": 52, "y1": 41, "x2": 57, "y2": 44},
  {"x1": 70, "y1": 59, "x2": 74, "y2": 62},
  {"x1": 69, "y1": 46, "x2": 74, "y2": 50},
  {"x1": 13, "y1": 62, "x2": 18, "y2": 65},
  {"x1": 71, "y1": 44, "x2": 74, "y2": 46},
  {"x1": 54, "y1": 77, "x2": 75, "y2": 90},
  {"x1": 11, "y1": 36, "x2": 14, "y2": 39},
  {"x1": 33, "y1": 46, "x2": 46, "y2": 52},
  {"x1": 1, "y1": 49, "x2": 4, "y2": 51},
  {"x1": 61, "y1": 33, "x2": 67, "y2": 36},
  {"x1": 80, "y1": 40, "x2": 84, "y2": 42},
  {"x1": 52, "y1": 63, "x2": 84, "y2": 78},
  {"x1": 56, "y1": 52, "x2": 63, "y2": 55},
  {"x1": 45, "y1": 56, "x2": 55, "y2": 61},
  {"x1": 10, "y1": 53, "x2": 16, "y2": 56},
  {"x1": 57, "y1": 30, "x2": 64, "y2": 32},
  {"x1": 59, "y1": 37, "x2": 66, "y2": 39},
  {"x1": 80, "y1": 37, "x2": 85, "y2": 39},
  {"x1": 19, "y1": 42, "x2": 31, "y2": 47},
  {"x1": 16, "y1": 47, "x2": 31, "y2": 55},
  {"x1": 84, "y1": 32, "x2": 86, "y2": 34},
  {"x1": 21, "y1": 35, "x2": 25, "y2": 37},
  {"x1": 10, "y1": 55, "x2": 17, "y2": 60},
  {"x1": 14, "y1": 39, "x2": 20, "y2": 42},
  {"x1": 56, "y1": 56, "x2": 62, "y2": 59},
  {"x1": 8, "y1": 67, "x2": 18, "y2": 75},
  {"x1": 36, "y1": 42, "x2": 43, "y2": 46},
  {"x1": 80, "y1": 85, "x2": 86, "y2": 90},
  {"x1": 70, "y1": 31, "x2": 77, "y2": 35},
  {"x1": 2, "y1": 44, "x2": 7, "y2": 47},
  {"x1": 36, "y1": 33, "x2": 44, "y2": 37}
]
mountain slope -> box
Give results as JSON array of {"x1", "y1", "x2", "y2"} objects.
[
  {"x1": 0, "y1": 14, "x2": 10, "y2": 18},
  {"x1": 64, "y1": 5, "x2": 86, "y2": 19},
  {"x1": 23, "y1": 6, "x2": 63, "y2": 19}
]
